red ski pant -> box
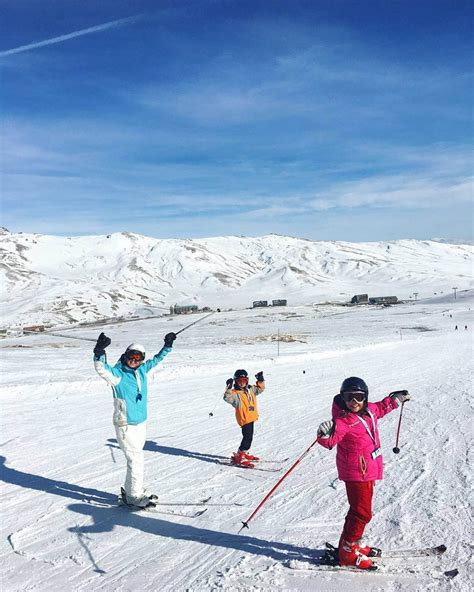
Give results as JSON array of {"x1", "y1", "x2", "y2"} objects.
[{"x1": 340, "y1": 480, "x2": 374, "y2": 544}]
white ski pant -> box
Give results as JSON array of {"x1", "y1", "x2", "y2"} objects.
[{"x1": 115, "y1": 422, "x2": 146, "y2": 500}]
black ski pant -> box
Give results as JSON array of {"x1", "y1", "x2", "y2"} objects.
[{"x1": 238, "y1": 422, "x2": 254, "y2": 452}]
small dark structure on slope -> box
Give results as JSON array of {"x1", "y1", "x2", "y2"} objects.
[
  {"x1": 369, "y1": 296, "x2": 399, "y2": 305},
  {"x1": 351, "y1": 294, "x2": 369, "y2": 304}
]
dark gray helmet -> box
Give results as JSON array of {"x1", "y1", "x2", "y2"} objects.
[
  {"x1": 234, "y1": 369, "x2": 248, "y2": 379},
  {"x1": 340, "y1": 376, "x2": 368, "y2": 397}
]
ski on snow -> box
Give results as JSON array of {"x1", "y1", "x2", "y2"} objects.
[
  {"x1": 325, "y1": 541, "x2": 448, "y2": 561},
  {"x1": 88, "y1": 493, "x2": 241, "y2": 518},
  {"x1": 286, "y1": 542, "x2": 458, "y2": 579},
  {"x1": 287, "y1": 561, "x2": 458, "y2": 579},
  {"x1": 218, "y1": 461, "x2": 282, "y2": 472},
  {"x1": 375, "y1": 544, "x2": 448, "y2": 559},
  {"x1": 217, "y1": 458, "x2": 288, "y2": 472},
  {"x1": 117, "y1": 497, "x2": 208, "y2": 518}
]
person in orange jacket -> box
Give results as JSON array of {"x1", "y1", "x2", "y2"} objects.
[{"x1": 223, "y1": 369, "x2": 265, "y2": 467}]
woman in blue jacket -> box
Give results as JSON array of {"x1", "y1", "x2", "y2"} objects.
[{"x1": 93, "y1": 331, "x2": 176, "y2": 508}]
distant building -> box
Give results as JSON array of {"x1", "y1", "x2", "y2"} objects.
[
  {"x1": 369, "y1": 296, "x2": 399, "y2": 305},
  {"x1": 171, "y1": 304, "x2": 199, "y2": 315},
  {"x1": 252, "y1": 301, "x2": 268, "y2": 308},
  {"x1": 351, "y1": 294, "x2": 369, "y2": 304},
  {"x1": 272, "y1": 299, "x2": 287, "y2": 306},
  {"x1": 23, "y1": 325, "x2": 46, "y2": 333}
]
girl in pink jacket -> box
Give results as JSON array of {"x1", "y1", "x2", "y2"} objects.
[{"x1": 317, "y1": 376, "x2": 410, "y2": 570}]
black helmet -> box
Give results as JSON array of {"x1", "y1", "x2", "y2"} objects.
[
  {"x1": 340, "y1": 376, "x2": 368, "y2": 397},
  {"x1": 234, "y1": 369, "x2": 248, "y2": 379}
]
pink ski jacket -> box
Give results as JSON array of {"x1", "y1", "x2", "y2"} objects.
[{"x1": 318, "y1": 395, "x2": 399, "y2": 482}]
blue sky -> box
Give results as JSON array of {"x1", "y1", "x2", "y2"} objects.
[{"x1": 1, "y1": 0, "x2": 472, "y2": 241}]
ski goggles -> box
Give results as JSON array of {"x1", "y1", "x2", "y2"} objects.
[
  {"x1": 126, "y1": 352, "x2": 143, "y2": 362},
  {"x1": 342, "y1": 391, "x2": 366, "y2": 403}
]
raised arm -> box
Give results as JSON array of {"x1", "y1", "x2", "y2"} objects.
[
  {"x1": 143, "y1": 332, "x2": 176, "y2": 372},
  {"x1": 371, "y1": 391, "x2": 410, "y2": 419},
  {"x1": 93, "y1": 333, "x2": 122, "y2": 387},
  {"x1": 253, "y1": 371, "x2": 265, "y2": 395},
  {"x1": 223, "y1": 378, "x2": 240, "y2": 408}
]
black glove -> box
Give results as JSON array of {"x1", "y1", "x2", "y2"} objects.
[
  {"x1": 164, "y1": 332, "x2": 176, "y2": 347},
  {"x1": 255, "y1": 371, "x2": 264, "y2": 382},
  {"x1": 226, "y1": 378, "x2": 233, "y2": 388},
  {"x1": 94, "y1": 332, "x2": 111, "y2": 358},
  {"x1": 390, "y1": 390, "x2": 411, "y2": 404}
]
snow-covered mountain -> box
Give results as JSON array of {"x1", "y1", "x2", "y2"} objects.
[{"x1": 0, "y1": 228, "x2": 472, "y2": 327}]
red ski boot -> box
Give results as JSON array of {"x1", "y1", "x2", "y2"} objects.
[
  {"x1": 242, "y1": 451, "x2": 260, "y2": 462},
  {"x1": 338, "y1": 540, "x2": 376, "y2": 570},
  {"x1": 230, "y1": 451, "x2": 255, "y2": 468},
  {"x1": 357, "y1": 540, "x2": 382, "y2": 557}
]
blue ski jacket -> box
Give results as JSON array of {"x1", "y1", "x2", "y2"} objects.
[{"x1": 94, "y1": 346, "x2": 171, "y2": 426}]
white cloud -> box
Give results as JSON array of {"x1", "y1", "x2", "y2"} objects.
[
  {"x1": 310, "y1": 175, "x2": 472, "y2": 211},
  {"x1": 0, "y1": 15, "x2": 142, "y2": 57}
]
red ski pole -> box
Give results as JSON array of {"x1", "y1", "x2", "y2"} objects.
[
  {"x1": 238, "y1": 435, "x2": 320, "y2": 533},
  {"x1": 393, "y1": 400, "x2": 405, "y2": 454}
]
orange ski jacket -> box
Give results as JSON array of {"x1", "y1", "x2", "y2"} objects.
[{"x1": 223, "y1": 380, "x2": 265, "y2": 427}]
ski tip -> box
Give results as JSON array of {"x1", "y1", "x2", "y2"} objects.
[{"x1": 444, "y1": 569, "x2": 458, "y2": 579}]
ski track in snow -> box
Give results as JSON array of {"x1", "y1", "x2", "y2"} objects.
[{"x1": 0, "y1": 298, "x2": 472, "y2": 591}]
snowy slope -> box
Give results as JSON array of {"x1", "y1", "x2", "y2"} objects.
[
  {"x1": 0, "y1": 296, "x2": 472, "y2": 591},
  {"x1": 0, "y1": 228, "x2": 472, "y2": 327}
]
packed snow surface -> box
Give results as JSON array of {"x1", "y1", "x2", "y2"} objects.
[
  {"x1": 0, "y1": 228, "x2": 472, "y2": 326},
  {"x1": 1, "y1": 296, "x2": 472, "y2": 591}
]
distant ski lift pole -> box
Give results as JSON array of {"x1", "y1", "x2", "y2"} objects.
[{"x1": 175, "y1": 311, "x2": 216, "y2": 335}]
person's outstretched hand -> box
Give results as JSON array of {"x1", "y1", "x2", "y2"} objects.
[
  {"x1": 164, "y1": 332, "x2": 177, "y2": 347},
  {"x1": 94, "y1": 332, "x2": 111, "y2": 358}
]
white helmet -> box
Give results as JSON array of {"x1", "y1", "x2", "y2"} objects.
[{"x1": 125, "y1": 343, "x2": 146, "y2": 360}]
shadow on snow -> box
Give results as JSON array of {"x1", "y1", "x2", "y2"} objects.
[
  {"x1": 1, "y1": 455, "x2": 317, "y2": 569},
  {"x1": 68, "y1": 501, "x2": 318, "y2": 564},
  {"x1": 0, "y1": 455, "x2": 116, "y2": 504},
  {"x1": 107, "y1": 439, "x2": 229, "y2": 464}
]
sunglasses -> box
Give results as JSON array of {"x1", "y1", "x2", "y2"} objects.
[
  {"x1": 235, "y1": 376, "x2": 248, "y2": 383},
  {"x1": 126, "y1": 353, "x2": 143, "y2": 362},
  {"x1": 342, "y1": 391, "x2": 366, "y2": 403}
]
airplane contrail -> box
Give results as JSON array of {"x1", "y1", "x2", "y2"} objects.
[{"x1": 0, "y1": 15, "x2": 142, "y2": 57}]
